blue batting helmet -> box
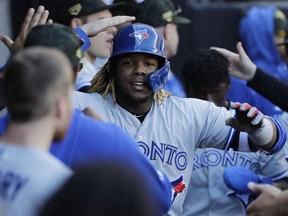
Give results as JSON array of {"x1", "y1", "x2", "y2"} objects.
[{"x1": 111, "y1": 23, "x2": 170, "y2": 92}]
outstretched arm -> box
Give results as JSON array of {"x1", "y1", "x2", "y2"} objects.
[
  {"x1": 75, "y1": 16, "x2": 135, "y2": 51},
  {"x1": 211, "y1": 42, "x2": 257, "y2": 81},
  {"x1": 226, "y1": 102, "x2": 281, "y2": 152},
  {"x1": 79, "y1": 16, "x2": 135, "y2": 37},
  {"x1": 0, "y1": 5, "x2": 52, "y2": 54},
  {"x1": 211, "y1": 42, "x2": 288, "y2": 112}
]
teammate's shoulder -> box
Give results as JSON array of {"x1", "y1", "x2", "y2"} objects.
[
  {"x1": 73, "y1": 109, "x2": 131, "y2": 138},
  {"x1": 73, "y1": 90, "x2": 102, "y2": 99}
]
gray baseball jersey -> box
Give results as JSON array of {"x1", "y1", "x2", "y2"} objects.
[
  {"x1": 0, "y1": 143, "x2": 72, "y2": 216},
  {"x1": 72, "y1": 92, "x2": 248, "y2": 216},
  {"x1": 182, "y1": 147, "x2": 288, "y2": 216}
]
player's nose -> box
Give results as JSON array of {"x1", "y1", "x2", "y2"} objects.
[{"x1": 134, "y1": 61, "x2": 147, "y2": 75}]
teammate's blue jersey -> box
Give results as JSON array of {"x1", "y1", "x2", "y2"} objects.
[{"x1": 0, "y1": 109, "x2": 172, "y2": 215}]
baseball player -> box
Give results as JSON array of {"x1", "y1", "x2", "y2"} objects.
[
  {"x1": 0, "y1": 48, "x2": 73, "y2": 216},
  {"x1": 134, "y1": 0, "x2": 191, "y2": 98},
  {"x1": 72, "y1": 23, "x2": 287, "y2": 215},
  {"x1": 57, "y1": 0, "x2": 127, "y2": 92},
  {"x1": 180, "y1": 49, "x2": 288, "y2": 216}
]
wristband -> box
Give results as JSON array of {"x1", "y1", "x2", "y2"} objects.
[
  {"x1": 248, "y1": 118, "x2": 273, "y2": 146},
  {"x1": 74, "y1": 27, "x2": 91, "y2": 52},
  {"x1": 263, "y1": 118, "x2": 287, "y2": 154}
]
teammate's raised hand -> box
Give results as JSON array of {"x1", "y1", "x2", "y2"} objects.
[
  {"x1": 0, "y1": 5, "x2": 53, "y2": 54},
  {"x1": 80, "y1": 16, "x2": 136, "y2": 38},
  {"x1": 210, "y1": 42, "x2": 257, "y2": 81},
  {"x1": 226, "y1": 102, "x2": 264, "y2": 134}
]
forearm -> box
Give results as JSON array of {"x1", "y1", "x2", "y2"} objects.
[
  {"x1": 247, "y1": 68, "x2": 288, "y2": 112},
  {"x1": 249, "y1": 117, "x2": 287, "y2": 154},
  {"x1": 248, "y1": 117, "x2": 276, "y2": 150}
]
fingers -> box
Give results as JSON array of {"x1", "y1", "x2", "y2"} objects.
[
  {"x1": 245, "y1": 183, "x2": 266, "y2": 215},
  {"x1": 236, "y1": 42, "x2": 246, "y2": 57},
  {"x1": 210, "y1": 46, "x2": 234, "y2": 58},
  {"x1": 47, "y1": 19, "x2": 53, "y2": 24},
  {"x1": 239, "y1": 103, "x2": 263, "y2": 125},
  {"x1": 81, "y1": 16, "x2": 136, "y2": 37},
  {"x1": 19, "y1": 8, "x2": 35, "y2": 36},
  {"x1": 250, "y1": 110, "x2": 263, "y2": 125},
  {"x1": 39, "y1": 9, "x2": 50, "y2": 25},
  {"x1": 0, "y1": 35, "x2": 14, "y2": 50},
  {"x1": 231, "y1": 102, "x2": 263, "y2": 125},
  {"x1": 101, "y1": 16, "x2": 136, "y2": 32},
  {"x1": 18, "y1": 5, "x2": 50, "y2": 40},
  {"x1": 230, "y1": 102, "x2": 242, "y2": 109},
  {"x1": 29, "y1": 5, "x2": 46, "y2": 29},
  {"x1": 236, "y1": 41, "x2": 257, "y2": 80},
  {"x1": 248, "y1": 182, "x2": 263, "y2": 193},
  {"x1": 248, "y1": 182, "x2": 282, "y2": 194},
  {"x1": 21, "y1": 5, "x2": 51, "y2": 31},
  {"x1": 236, "y1": 41, "x2": 251, "y2": 61},
  {"x1": 110, "y1": 16, "x2": 136, "y2": 25}
]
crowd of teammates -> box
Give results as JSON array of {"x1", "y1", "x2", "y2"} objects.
[
  {"x1": 212, "y1": 41, "x2": 288, "y2": 216},
  {"x1": 0, "y1": 0, "x2": 288, "y2": 216},
  {"x1": 0, "y1": 5, "x2": 171, "y2": 216},
  {"x1": 71, "y1": 0, "x2": 286, "y2": 215},
  {"x1": 180, "y1": 48, "x2": 288, "y2": 216}
]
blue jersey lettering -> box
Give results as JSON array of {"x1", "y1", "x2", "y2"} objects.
[
  {"x1": 193, "y1": 149, "x2": 260, "y2": 171},
  {"x1": 138, "y1": 141, "x2": 188, "y2": 171},
  {"x1": 0, "y1": 170, "x2": 28, "y2": 201}
]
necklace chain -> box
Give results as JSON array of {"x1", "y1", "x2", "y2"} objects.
[{"x1": 135, "y1": 113, "x2": 145, "y2": 118}]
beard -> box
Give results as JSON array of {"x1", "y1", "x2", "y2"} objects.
[
  {"x1": 114, "y1": 79, "x2": 154, "y2": 107},
  {"x1": 119, "y1": 91, "x2": 152, "y2": 107}
]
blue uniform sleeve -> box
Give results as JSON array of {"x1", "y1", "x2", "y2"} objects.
[
  {"x1": 260, "y1": 118, "x2": 287, "y2": 155},
  {"x1": 0, "y1": 113, "x2": 10, "y2": 136}
]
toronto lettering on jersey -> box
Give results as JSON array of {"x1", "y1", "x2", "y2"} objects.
[
  {"x1": 138, "y1": 141, "x2": 188, "y2": 171},
  {"x1": 0, "y1": 170, "x2": 28, "y2": 201},
  {"x1": 193, "y1": 149, "x2": 260, "y2": 171}
]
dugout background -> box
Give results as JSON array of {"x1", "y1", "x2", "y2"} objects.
[
  {"x1": 8, "y1": 0, "x2": 288, "y2": 83},
  {"x1": 169, "y1": 1, "x2": 288, "y2": 82}
]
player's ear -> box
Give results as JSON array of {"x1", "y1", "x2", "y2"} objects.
[
  {"x1": 54, "y1": 97, "x2": 68, "y2": 120},
  {"x1": 55, "y1": 98, "x2": 62, "y2": 119},
  {"x1": 162, "y1": 25, "x2": 169, "y2": 40}
]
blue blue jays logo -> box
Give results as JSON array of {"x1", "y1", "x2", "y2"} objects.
[
  {"x1": 171, "y1": 175, "x2": 186, "y2": 203},
  {"x1": 129, "y1": 29, "x2": 149, "y2": 44}
]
